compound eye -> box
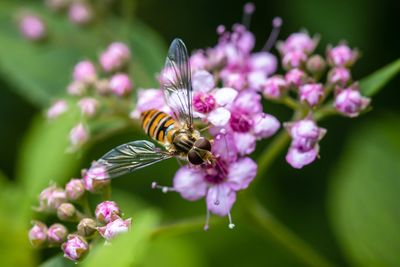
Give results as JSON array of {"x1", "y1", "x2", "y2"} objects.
[
  {"x1": 194, "y1": 138, "x2": 212, "y2": 151},
  {"x1": 188, "y1": 150, "x2": 204, "y2": 165}
]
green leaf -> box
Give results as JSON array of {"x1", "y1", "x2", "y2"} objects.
[
  {"x1": 329, "y1": 114, "x2": 400, "y2": 267},
  {"x1": 0, "y1": 2, "x2": 165, "y2": 107},
  {"x1": 16, "y1": 108, "x2": 81, "y2": 206},
  {"x1": 83, "y1": 210, "x2": 160, "y2": 267},
  {"x1": 360, "y1": 58, "x2": 400, "y2": 96},
  {"x1": 40, "y1": 255, "x2": 75, "y2": 267}
]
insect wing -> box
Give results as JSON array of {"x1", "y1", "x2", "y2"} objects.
[
  {"x1": 94, "y1": 140, "x2": 172, "y2": 179},
  {"x1": 160, "y1": 38, "x2": 193, "y2": 129}
]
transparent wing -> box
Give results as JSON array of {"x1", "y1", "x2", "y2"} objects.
[
  {"x1": 160, "y1": 38, "x2": 193, "y2": 128},
  {"x1": 93, "y1": 140, "x2": 172, "y2": 179}
]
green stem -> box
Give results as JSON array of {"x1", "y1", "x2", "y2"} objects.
[
  {"x1": 243, "y1": 196, "x2": 337, "y2": 267},
  {"x1": 102, "y1": 183, "x2": 112, "y2": 200},
  {"x1": 80, "y1": 194, "x2": 93, "y2": 216}
]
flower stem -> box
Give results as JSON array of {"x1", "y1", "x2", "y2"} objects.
[{"x1": 243, "y1": 196, "x2": 337, "y2": 267}]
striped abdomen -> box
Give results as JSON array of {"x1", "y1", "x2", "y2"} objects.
[{"x1": 140, "y1": 109, "x2": 176, "y2": 144}]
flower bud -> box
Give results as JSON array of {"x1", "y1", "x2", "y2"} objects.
[
  {"x1": 277, "y1": 32, "x2": 318, "y2": 55},
  {"x1": 262, "y1": 75, "x2": 287, "y2": 99},
  {"x1": 69, "y1": 123, "x2": 88, "y2": 148},
  {"x1": 306, "y1": 55, "x2": 326, "y2": 74},
  {"x1": 95, "y1": 201, "x2": 120, "y2": 223},
  {"x1": 73, "y1": 60, "x2": 96, "y2": 83},
  {"x1": 285, "y1": 119, "x2": 326, "y2": 152},
  {"x1": 57, "y1": 203, "x2": 76, "y2": 221},
  {"x1": 299, "y1": 83, "x2": 325, "y2": 107},
  {"x1": 190, "y1": 50, "x2": 207, "y2": 71},
  {"x1": 109, "y1": 73, "x2": 133, "y2": 97},
  {"x1": 28, "y1": 221, "x2": 47, "y2": 248},
  {"x1": 97, "y1": 216, "x2": 132, "y2": 241},
  {"x1": 67, "y1": 80, "x2": 86, "y2": 96},
  {"x1": 327, "y1": 44, "x2": 359, "y2": 67},
  {"x1": 328, "y1": 67, "x2": 351, "y2": 86},
  {"x1": 282, "y1": 50, "x2": 307, "y2": 69},
  {"x1": 82, "y1": 163, "x2": 110, "y2": 193},
  {"x1": 77, "y1": 98, "x2": 99, "y2": 117},
  {"x1": 38, "y1": 185, "x2": 67, "y2": 212},
  {"x1": 47, "y1": 100, "x2": 68, "y2": 119},
  {"x1": 65, "y1": 179, "x2": 85, "y2": 201},
  {"x1": 18, "y1": 14, "x2": 46, "y2": 41},
  {"x1": 100, "y1": 42, "x2": 131, "y2": 72},
  {"x1": 285, "y1": 68, "x2": 307, "y2": 87},
  {"x1": 77, "y1": 218, "x2": 97, "y2": 237},
  {"x1": 94, "y1": 79, "x2": 110, "y2": 95},
  {"x1": 334, "y1": 87, "x2": 370, "y2": 117},
  {"x1": 62, "y1": 235, "x2": 89, "y2": 261},
  {"x1": 68, "y1": 2, "x2": 93, "y2": 25},
  {"x1": 47, "y1": 223, "x2": 68, "y2": 245}
]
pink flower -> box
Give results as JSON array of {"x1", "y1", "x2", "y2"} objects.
[
  {"x1": 83, "y1": 163, "x2": 110, "y2": 193},
  {"x1": 193, "y1": 92, "x2": 216, "y2": 113},
  {"x1": 95, "y1": 201, "x2": 120, "y2": 223},
  {"x1": 28, "y1": 221, "x2": 47, "y2": 247},
  {"x1": 38, "y1": 185, "x2": 67, "y2": 212},
  {"x1": 299, "y1": 83, "x2": 325, "y2": 107},
  {"x1": 282, "y1": 50, "x2": 307, "y2": 69},
  {"x1": 285, "y1": 68, "x2": 307, "y2": 87},
  {"x1": 262, "y1": 75, "x2": 288, "y2": 99},
  {"x1": 277, "y1": 32, "x2": 318, "y2": 55},
  {"x1": 100, "y1": 42, "x2": 131, "y2": 72},
  {"x1": 328, "y1": 67, "x2": 351, "y2": 86},
  {"x1": 62, "y1": 235, "x2": 89, "y2": 261},
  {"x1": 109, "y1": 73, "x2": 132, "y2": 96},
  {"x1": 334, "y1": 87, "x2": 370, "y2": 117},
  {"x1": 327, "y1": 44, "x2": 358, "y2": 67},
  {"x1": 77, "y1": 97, "x2": 98, "y2": 117},
  {"x1": 97, "y1": 216, "x2": 132, "y2": 240},
  {"x1": 248, "y1": 52, "x2": 277, "y2": 76},
  {"x1": 130, "y1": 89, "x2": 169, "y2": 119},
  {"x1": 69, "y1": 123, "x2": 88, "y2": 148},
  {"x1": 19, "y1": 14, "x2": 46, "y2": 41},
  {"x1": 73, "y1": 60, "x2": 96, "y2": 83},
  {"x1": 172, "y1": 156, "x2": 257, "y2": 229},
  {"x1": 65, "y1": 179, "x2": 85, "y2": 201},
  {"x1": 68, "y1": 2, "x2": 92, "y2": 25},
  {"x1": 47, "y1": 100, "x2": 68, "y2": 119},
  {"x1": 47, "y1": 223, "x2": 68, "y2": 245},
  {"x1": 285, "y1": 118, "x2": 326, "y2": 168},
  {"x1": 190, "y1": 50, "x2": 208, "y2": 71}
]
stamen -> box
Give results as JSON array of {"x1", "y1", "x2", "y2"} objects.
[
  {"x1": 242, "y1": 2, "x2": 255, "y2": 29},
  {"x1": 151, "y1": 181, "x2": 175, "y2": 193},
  {"x1": 262, "y1": 16, "x2": 283, "y2": 52},
  {"x1": 204, "y1": 209, "x2": 210, "y2": 231},
  {"x1": 228, "y1": 212, "x2": 235, "y2": 229}
]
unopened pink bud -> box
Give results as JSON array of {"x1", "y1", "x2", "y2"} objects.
[
  {"x1": 77, "y1": 218, "x2": 97, "y2": 237},
  {"x1": 65, "y1": 179, "x2": 85, "y2": 200},
  {"x1": 57, "y1": 203, "x2": 76, "y2": 221},
  {"x1": 38, "y1": 185, "x2": 67, "y2": 212},
  {"x1": 29, "y1": 221, "x2": 47, "y2": 247},
  {"x1": 82, "y1": 163, "x2": 110, "y2": 193},
  {"x1": 68, "y1": 2, "x2": 93, "y2": 25},
  {"x1": 73, "y1": 60, "x2": 96, "y2": 83},
  {"x1": 327, "y1": 44, "x2": 358, "y2": 67},
  {"x1": 328, "y1": 67, "x2": 351, "y2": 86},
  {"x1": 109, "y1": 73, "x2": 133, "y2": 96},
  {"x1": 47, "y1": 223, "x2": 68, "y2": 245},
  {"x1": 62, "y1": 234, "x2": 89, "y2": 261},
  {"x1": 282, "y1": 50, "x2": 307, "y2": 69},
  {"x1": 299, "y1": 83, "x2": 325, "y2": 107},
  {"x1": 334, "y1": 87, "x2": 370, "y2": 117},
  {"x1": 306, "y1": 55, "x2": 326, "y2": 74},
  {"x1": 67, "y1": 80, "x2": 86, "y2": 96},
  {"x1": 278, "y1": 32, "x2": 318, "y2": 55},
  {"x1": 285, "y1": 68, "x2": 307, "y2": 87},
  {"x1": 262, "y1": 75, "x2": 287, "y2": 99},
  {"x1": 19, "y1": 14, "x2": 46, "y2": 41},
  {"x1": 95, "y1": 201, "x2": 120, "y2": 223},
  {"x1": 47, "y1": 100, "x2": 68, "y2": 119},
  {"x1": 77, "y1": 97, "x2": 98, "y2": 117},
  {"x1": 69, "y1": 123, "x2": 88, "y2": 148},
  {"x1": 100, "y1": 42, "x2": 131, "y2": 72},
  {"x1": 97, "y1": 216, "x2": 132, "y2": 241}
]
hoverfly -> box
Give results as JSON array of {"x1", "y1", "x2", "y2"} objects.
[{"x1": 93, "y1": 38, "x2": 215, "y2": 179}]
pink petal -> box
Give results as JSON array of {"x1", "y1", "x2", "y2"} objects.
[
  {"x1": 286, "y1": 146, "x2": 319, "y2": 169},
  {"x1": 214, "y1": 87, "x2": 238, "y2": 106},
  {"x1": 227, "y1": 157, "x2": 257, "y2": 191},
  {"x1": 206, "y1": 184, "x2": 236, "y2": 216},
  {"x1": 212, "y1": 132, "x2": 238, "y2": 162},
  {"x1": 233, "y1": 132, "x2": 256, "y2": 155},
  {"x1": 192, "y1": 70, "x2": 215, "y2": 92},
  {"x1": 253, "y1": 113, "x2": 280, "y2": 139},
  {"x1": 207, "y1": 107, "x2": 231, "y2": 126},
  {"x1": 173, "y1": 167, "x2": 207, "y2": 201}
]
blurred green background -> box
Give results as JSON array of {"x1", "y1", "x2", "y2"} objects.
[{"x1": 0, "y1": 0, "x2": 399, "y2": 267}]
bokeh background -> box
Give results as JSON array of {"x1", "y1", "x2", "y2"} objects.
[{"x1": 0, "y1": 0, "x2": 399, "y2": 267}]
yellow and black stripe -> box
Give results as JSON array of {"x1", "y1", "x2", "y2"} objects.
[{"x1": 141, "y1": 109, "x2": 176, "y2": 143}]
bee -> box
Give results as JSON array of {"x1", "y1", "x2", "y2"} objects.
[{"x1": 93, "y1": 38, "x2": 215, "y2": 179}]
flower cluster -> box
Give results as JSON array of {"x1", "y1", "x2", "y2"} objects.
[
  {"x1": 268, "y1": 31, "x2": 370, "y2": 168},
  {"x1": 46, "y1": 42, "x2": 133, "y2": 151},
  {"x1": 29, "y1": 178, "x2": 132, "y2": 261}
]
